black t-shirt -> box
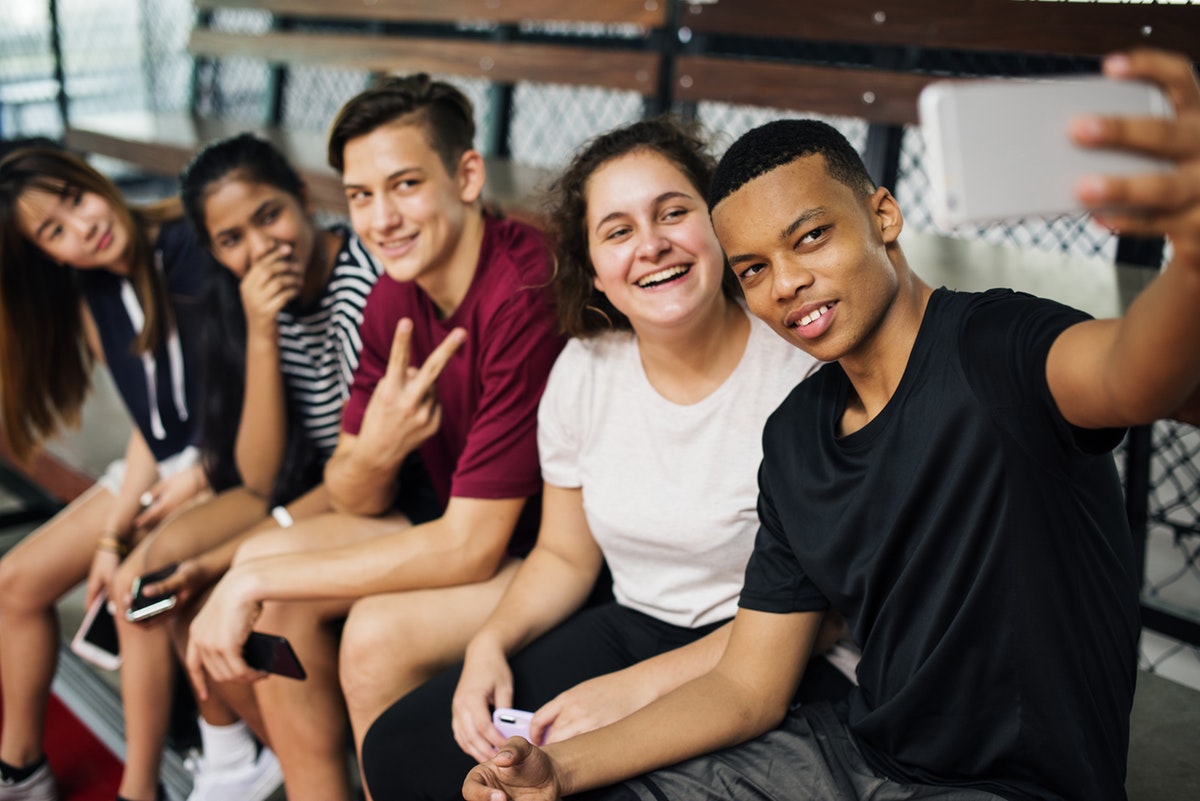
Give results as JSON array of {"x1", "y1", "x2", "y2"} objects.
[
  {"x1": 80, "y1": 218, "x2": 208, "y2": 461},
  {"x1": 741, "y1": 288, "x2": 1139, "y2": 801}
]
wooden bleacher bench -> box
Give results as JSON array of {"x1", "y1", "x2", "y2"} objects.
[
  {"x1": 64, "y1": 110, "x2": 555, "y2": 224},
  {"x1": 66, "y1": 0, "x2": 669, "y2": 222}
]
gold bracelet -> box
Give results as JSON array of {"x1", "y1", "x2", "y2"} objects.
[{"x1": 96, "y1": 536, "x2": 129, "y2": 556}]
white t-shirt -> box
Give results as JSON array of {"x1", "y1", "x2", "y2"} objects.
[{"x1": 538, "y1": 308, "x2": 821, "y2": 628}]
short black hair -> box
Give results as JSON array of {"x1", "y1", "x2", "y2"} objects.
[{"x1": 709, "y1": 119, "x2": 875, "y2": 209}]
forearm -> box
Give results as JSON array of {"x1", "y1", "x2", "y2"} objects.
[
  {"x1": 234, "y1": 335, "x2": 287, "y2": 493},
  {"x1": 234, "y1": 510, "x2": 508, "y2": 605},
  {"x1": 1104, "y1": 262, "x2": 1200, "y2": 422},
  {"x1": 545, "y1": 610, "x2": 819, "y2": 795},
  {"x1": 547, "y1": 661, "x2": 780, "y2": 793},
  {"x1": 104, "y1": 429, "x2": 159, "y2": 541},
  {"x1": 324, "y1": 442, "x2": 403, "y2": 515},
  {"x1": 471, "y1": 547, "x2": 598, "y2": 657},
  {"x1": 606, "y1": 623, "x2": 733, "y2": 706}
]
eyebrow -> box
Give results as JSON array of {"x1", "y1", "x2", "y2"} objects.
[
  {"x1": 592, "y1": 190, "x2": 693, "y2": 235},
  {"x1": 343, "y1": 167, "x2": 421, "y2": 191},
  {"x1": 212, "y1": 199, "x2": 273, "y2": 241},
  {"x1": 783, "y1": 207, "x2": 830, "y2": 239},
  {"x1": 726, "y1": 206, "x2": 830, "y2": 267},
  {"x1": 32, "y1": 194, "x2": 68, "y2": 241}
]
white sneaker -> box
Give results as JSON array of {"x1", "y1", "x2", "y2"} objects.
[
  {"x1": 0, "y1": 761, "x2": 57, "y2": 801},
  {"x1": 184, "y1": 746, "x2": 283, "y2": 801}
]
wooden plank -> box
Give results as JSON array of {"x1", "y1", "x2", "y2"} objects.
[
  {"x1": 675, "y1": 55, "x2": 931, "y2": 126},
  {"x1": 680, "y1": 0, "x2": 1200, "y2": 62},
  {"x1": 195, "y1": 0, "x2": 667, "y2": 28},
  {"x1": 188, "y1": 29, "x2": 660, "y2": 94},
  {"x1": 64, "y1": 112, "x2": 554, "y2": 220}
]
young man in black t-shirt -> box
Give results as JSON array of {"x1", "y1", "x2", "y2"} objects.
[{"x1": 463, "y1": 48, "x2": 1200, "y2": 801}]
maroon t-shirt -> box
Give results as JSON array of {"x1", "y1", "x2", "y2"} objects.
[{"x1": 342, "y1": 216, "x2": 563, "y2": 531}]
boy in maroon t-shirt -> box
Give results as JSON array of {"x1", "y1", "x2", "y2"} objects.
[{"x1": 186, "y1": 75, "x2": 564, "y2": 801}]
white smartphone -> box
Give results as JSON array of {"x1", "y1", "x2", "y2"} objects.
[
  {"x1": 70, "y1": 591, "x2": 122, "y2": 671},
  {"x1": 492, "y1": 707, "x2": 534, "y2": 741},
  {"x1": 919, "y1": 75, "x2": 1172, "y2": 228}
]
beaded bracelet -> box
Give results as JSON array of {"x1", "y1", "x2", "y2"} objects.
[{"x1": 96, "y1": 536, "x2": 129, "y2": 556}]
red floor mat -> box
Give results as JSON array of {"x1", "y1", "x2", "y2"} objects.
[{"x1": 0, "y1": 686, "x2": 122, "y2": 800}]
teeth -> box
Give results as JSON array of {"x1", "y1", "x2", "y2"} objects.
[
  {"x1": 799, "y1": 304, "x2": 832, "y2": 327},
  {"x1": 636, "y1": 266, "x2": 688, "y2": 287}
]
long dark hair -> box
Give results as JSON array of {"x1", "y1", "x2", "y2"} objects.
[
  {"x1": 180, "y1": 134, "x2": 322, "y2": 504},
  {"x1": 0, "y1": 146, "x2": 179, "y2": 460},
  {"x1": 545, "y1": 116, "x2": 741, "y2": 339}
]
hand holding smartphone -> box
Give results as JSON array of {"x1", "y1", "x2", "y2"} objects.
[
  {"x1": 919, "y1": 75, "x2": 1172, "y2": 228},
  {"x1": 492, "y1": 707, "x2": 535, "y2": 741},
  {"x1": 126, "y1": 563, "x2": 179, "y2": 622},
  {"x1": 71, "y1": 591, "x2": 121, "y2": 670}
]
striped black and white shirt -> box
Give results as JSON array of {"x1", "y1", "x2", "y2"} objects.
[{"x1": 276, "y1": 226, "x2": 384, "y2": 457}]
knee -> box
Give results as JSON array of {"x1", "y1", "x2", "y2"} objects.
[
  {"x1": 339, "y1": 599, "x2": 397, "y2": 706},
  {"x1": 0, "y1": 552, "x2": 37, "y2": 613},
  {"x1": 0, "y1": 543, "x2": 71, "y2": 614}
]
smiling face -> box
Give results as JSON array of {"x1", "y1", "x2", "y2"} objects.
[
  {"x1": 584, "y1": 149, "x2": 726, "y2": 332},
  {"x1": 712, "y1": 153, "x2": 903, "y2": 364},
  {"x1": 341, "y1": 119, "x2": 483, "y2": 288},
  {"x1": 15, "y1": 183, "x2": 130, "y2": 272},
  {"x1": 202, "y1": 175, "x2": 316, "y2": 281}
]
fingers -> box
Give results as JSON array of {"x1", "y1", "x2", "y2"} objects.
[
  {"x1": 1071, "y1": 113, "x2": 1200, "y2": 162},
  {"x1": 184, "y1": 640, "x2": 210, "y2": 702},
  {"x1": 1104, "y1": 49, "x2": 1200, "y2": 115},
  {"x1": 529, "y1": 703, "x2": 558, "y2": 746},
  {"x1": 414, "y1": 327, "x2": 467, "y2": 389},
  {"x1": 382, "y1": 318, "x2": 416, "y2": 388}
]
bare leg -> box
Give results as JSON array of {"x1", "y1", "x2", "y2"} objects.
[
  {"x1": 341, "y1": 558, "x2": 521, "y2": 749},
  {"x1": 111, "y1": 487, "x2": 268, "y2": 800},
  {"x1": 236, "y1": 513, "x2": 409, "y2": 801},
  {"x1": 0, "y1": 486, "x2": 113, "y2": 768},
  {"x1": 339, "y1": 559, "x2": 521, "y2": 800}
]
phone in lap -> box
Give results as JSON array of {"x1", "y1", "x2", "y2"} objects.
[
  {"x1": 71, "y1": 591, "x2": 121, "y2": 671},
  {"x1": 243, "y1": 631, "x2": 307, "y2": 680},
  {"x1": 919, "y1": 75, "x2": 1172, "y2": 228},
  {"x1": 492, "y1": 707, "x2": 535, "y2": 741},
  {"x1": 125, "y1": 562, "x2": 179, "y2": 622}
]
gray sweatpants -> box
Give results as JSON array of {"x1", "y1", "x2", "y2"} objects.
[{"x1": 576, "y1": 702, "x2": 1005, "y2": 801}]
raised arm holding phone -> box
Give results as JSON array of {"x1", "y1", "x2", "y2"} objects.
[{"x1": 465, "y1": 48, "x2": 1200, "y2": 801}]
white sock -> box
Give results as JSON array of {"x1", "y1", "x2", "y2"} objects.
[{"x1": 197, "y1": 718, "x2": 257, "y2": 772}]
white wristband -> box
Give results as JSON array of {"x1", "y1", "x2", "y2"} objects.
[{"x1": 270, "y1": 506, "x2": 295, "y2": 528}]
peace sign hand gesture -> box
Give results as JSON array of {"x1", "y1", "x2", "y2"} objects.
[{"x1": 354, "y1": 317, "x2": 466, "y2": 471}]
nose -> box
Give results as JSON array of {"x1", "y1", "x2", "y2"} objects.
[
  {"x1": 636, "y1": 228, "x2": 670, "y2": 260},
  {"x1": 772, "y1": 257, "x2": 814, "y2": 302},
  {"x1": 69, "y1": 214, "x2": 96, "y2": 241},
  {"x1": 248, "y1": 228, "x2": 276, "y2": 261},
  {"x1": 371, "y1": 194, "x2": 402, "y2": 233}
]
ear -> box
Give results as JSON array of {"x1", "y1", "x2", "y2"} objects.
[
  {"x1": 870, "y1": 186, "x2": 903, "y2": 244},
  {"x1": 593, "y1": 274, "x2": 604, "y2": 292},
  {"x1": 456, "y1": 149, "x2": 486, "y2": 205}
]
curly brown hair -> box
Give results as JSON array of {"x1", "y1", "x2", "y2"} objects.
[{"x1": 545, "y1": 116, "x2": 741, "y2": 339}]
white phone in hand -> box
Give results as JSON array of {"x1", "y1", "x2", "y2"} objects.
[
  {"x1": 919, "y1": 75, "x2": 1172, "y2": 228},
  {"x1": 71, "y1": 591, "x2": 121, "y2": 671}
]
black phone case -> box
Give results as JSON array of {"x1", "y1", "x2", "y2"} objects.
[{"x1": 243, "y1": 631, "x2": 307, "y2": 680}]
